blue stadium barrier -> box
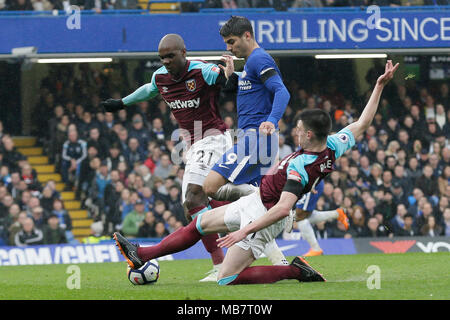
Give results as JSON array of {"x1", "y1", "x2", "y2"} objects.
[{"x1": 1, "y1": 6, "x2": 450, "y2": 54}]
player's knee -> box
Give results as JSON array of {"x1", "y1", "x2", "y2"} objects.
[
  {"x1": 184, "y1": 185, "x2": 207, "y2": 211},
  {"x1": 203, "y1": 172, "x2": 225, "y2": 197},
  {"x1": 202, "y1": 180, "x2": 218, "y2": 198}
]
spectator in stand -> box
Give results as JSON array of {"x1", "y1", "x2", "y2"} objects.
[
  {"x1": 436, "y1": 196, "x2": 448, "y2": 224},
  {"x1": 2, "y1": 203, "x2": 20, "y2": 234},
  {"x1": 43, "y1": 214, "x2": 67, "y2": 244},
  {"x1": 438, "y1": 165, "x2": 450, "y2": 196},
  {"x1": 149, "y1": 117, "x2": 166, "y2": 145},
  {"x1": 329, "y1": 220, "x2": 352, "y2": 239},
  {"x1": 144, "y1": 142, "x2": 161, "y2": 174},
  {"x1": 7, "y1": 171, "x2": 23, "y2": 201},
  {"x1": 105, "y1": 143, "x2": 126, "y2": 171},
  {"x1": 420, "y1": 215, "x2": 443, "y2": 237},
  {"x1": 435, "y1": 104, "x2": 446, "y2": 131},
  {"x1": 20, "y1": 162, "x2": 41, "y2": 193},
  {"x1": 278, "y1": 134, "x2": 293, "y2": 160},
  {"x1": 390, "y1": 203, "x2": 408, "y2": 234},
  {"x1": 77, "y1": 110, "x2": 101, "y2": 141},
  {"x1": 86, "y1": 127, "x2": 110, "y2": 160},
  {"x1": 166, "y1": 185, "x2": 186, "y2": 225},
  {"x1": 77, "y1": 146, "x2": 99, "y2": 200},
  {"x1": 153, "y1": 153, "x2": 173, "y2": 180},
  {"x1": 415, "y1": 164, "x2": 440, "y2": 198},
  {"x1": 51, "y1": 198, "x2": 76, "y2": 244},
  {"x1": 39, "y1": 185, "x2": 57, "y2": 213},
  {"x1": 104, "y1": 179, "x2": 125, "y2": 234},
  {"x1": 128, "y1": 113, "x2": 151, "y2": 149},
  {"x1": 395, "y1": 213, "x2": 419, "y2": 237},
  {"x1": 1, "y1": 136, "x2": 25, "y2": 173},
  {"x1": 361, "y1": 217, "x2": 390, "y2": 238},
  {"x1": 14, "y1": 217, "x2": 43, "y2": 246},
  {"x1": 348, "y1": 205, "x2": 366, "y2": 238},
  {"x1": 51, "y1": 113, "x2": 71, "y2": 172},
  {"x1": 154, "y1": 221, "x2": 169, "y2": 238},
  {"x1": 82, "y1": 221, "x2": 110, "y2": 244},
  {"x1": 121, "y1": 199, "x2": 147, "y2": 238},
  {"x1": 7, "y1": 211, "x2": 28, "y2": 246},
  {"x1": 7, "y1": 0, "x2": 33, "y2": 10},
  {"x1": 61, "y1": 129, "x2": 87, "y2": 190},
  {"x1": 87, "y1": 160, "x2": 111, "y2": 220},
  {"x1": 31, "y1": 206, "x2": 47, "y2": 229},
  {"x1": 415, "y1": 201, "x2": 435, "y2": 231},
  {"x1": 152, "y1": 199, "x2": 167, "y2": 221},
  {"x1": 391, "y1": 181, "x2": 409, "y2": 207},
  {"x1": 124, "y1": 137, "x2": 146, "y2": 169},
  {"x1": 137, "y1": 211, "x2": 157, "y2": 238},
  {"x1": 442, "y1": 208, "x2": 450, "y2": 237},
  {"x1": 375, "y1": 189, "x2": 396, "y2": 222},
  {"x1": 166, "y1": 215, "x2": 181, "y2": 233}
]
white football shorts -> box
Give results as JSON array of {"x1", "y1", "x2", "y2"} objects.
[
  {"x1": 182, "y1": 131, "x2": 232, "y2": 202},
  {"x1": 223, "y1": 189, "x2": 286, "y2": 259}
]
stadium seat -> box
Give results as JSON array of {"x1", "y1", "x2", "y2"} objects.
[{"x1": 147, "y1": 1, "x2": 180, "y2": 13}]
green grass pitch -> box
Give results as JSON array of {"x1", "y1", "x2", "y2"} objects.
[{"x1": 0, "y1": 252, "x2": 448, "y2": 300}]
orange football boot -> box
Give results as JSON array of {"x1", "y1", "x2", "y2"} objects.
[{"x1": 336, "y1": 208, "x2": 349, "y2": 230}]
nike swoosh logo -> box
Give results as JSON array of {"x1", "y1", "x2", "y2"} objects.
[
  {"x1": 128, "y1": 251, "x2": 140, "y2": 262},
  {"x1": 278, "y1": 244, "x2": 298, "y2": 251},
  {"x1": 297, "y1": 264, "x2": 315, "y2": 277},
  {"x1": 218, "y1": 164, "x2": 229, "y2": 169},
  {"x1": 260, "y1": 244, "x2": 298, "y2": 258}
]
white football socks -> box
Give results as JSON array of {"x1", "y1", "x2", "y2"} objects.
[
  {"x1": 307, "y1": 209, "x2": 338, "y2": 225},
  {"x1": 298, "y1": 219, "x2": 321, "y2": 252},
  {"x1": 263, "y1": 239, "x2": 289, "y2": 265}
]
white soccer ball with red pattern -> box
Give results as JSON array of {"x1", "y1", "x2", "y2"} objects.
[{"x1": 127, "y1": 259, "x2": 160, "y2": 285}]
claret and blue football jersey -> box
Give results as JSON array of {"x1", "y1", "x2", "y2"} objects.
[{"x1": 260, "y1": 128, "x2": 355, "y2": 209}]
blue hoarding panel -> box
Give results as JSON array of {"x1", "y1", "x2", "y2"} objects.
[
  {"x1": 1, "y1": 8, "x2": 449, "y2": 54},
  {"x1": 0, "y1": 238, "x2": 357, "y2": 266}
]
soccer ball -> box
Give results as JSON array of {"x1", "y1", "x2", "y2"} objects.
[{"x1": 127, "y1": 259, "x2": 160, "y2": 285}]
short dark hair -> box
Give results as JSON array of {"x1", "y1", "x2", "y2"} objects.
[
  {"x1": 298, "y1": 109, "x2": 332, "y2": 142},
  {"x1": 220, "y1": 16, "x2": 254, "y2": 38}
]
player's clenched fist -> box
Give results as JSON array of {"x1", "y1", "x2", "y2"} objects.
[{"x1": 100, "y1": 98, "x2": 125, "y2": 113}]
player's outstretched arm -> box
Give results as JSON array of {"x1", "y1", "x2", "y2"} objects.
[
  {"x1": 259, "y1": 74, "x2": 290, "y2": 135},
  {"x1": 346, "y1": 60, "x2": 399, "y2": 140},
  {"x1": 216, "y1": 191, "x2": 298, "y2": 248},
  {"x1": 101, "y1": 81, "x2": 159, "y2": 113}
]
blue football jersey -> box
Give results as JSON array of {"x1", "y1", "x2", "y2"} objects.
[{"x1": 236, "y1": 48, "x2": 282, "y2": 130}]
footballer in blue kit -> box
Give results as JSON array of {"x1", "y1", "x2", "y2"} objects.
[{"x1": 203, "y1": 16, "x2": 291, "y2": 201}]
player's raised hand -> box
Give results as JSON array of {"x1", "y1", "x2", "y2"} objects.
[
  {"x1": 100, "y1": 98, "x2": 124, "y2": 113},
  {"x1": 216, "y1": 229, "x2": 247, "y2": 248},
  {"x1": 219, "y1": 54, "x2": 235, "y2": 79},
  {"x1": 259, "y1": 121, "x2": 276, "y2": 135},
  {"x1": 376, "y1": 60, "x2": 399, "y2": 87}
]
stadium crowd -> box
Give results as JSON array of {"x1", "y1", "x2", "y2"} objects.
[
  {"x1": 0, "y1": 0, "x2": 448, "y2": 12},
  {"x1": 0, "y1": 60, "x2": 448, "y2": 247}
]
